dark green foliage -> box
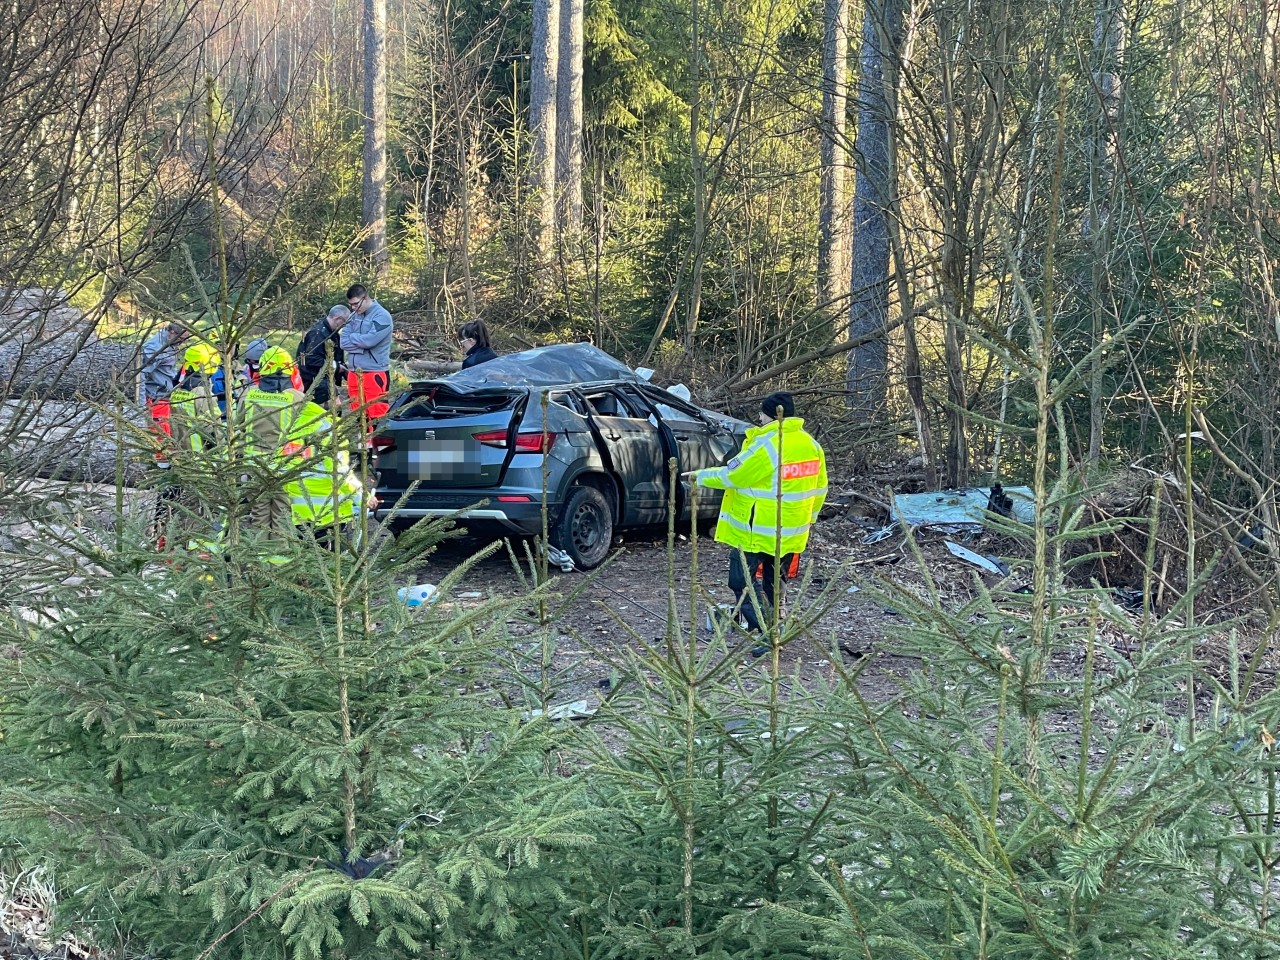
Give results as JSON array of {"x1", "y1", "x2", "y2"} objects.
[{"x1": 0, "y1": 491, "x2": 589, "y2": 959}]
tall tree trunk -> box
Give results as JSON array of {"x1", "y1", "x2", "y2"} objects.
[
  {"x1": 530, "y1": 0, "x2": 561, "y2": 239},
  {"x1": 846, "y1": 0, "x2": 904, "y2": 420},
  {"x1": 361, "y1": 0, "x2": 388, "y2": 271},
  {"x1": 556, "y1": 0, "x2": 584, "y2": 233},
  {"x1": 686, "y1": 0, "x2": 708, "y2": 348},
  {"x1": 1085, "y1": 0, "x2": 1125, "y2": 463},
  {"x1": 817, "y1": 0, "x2": 851, "y2": 310}
]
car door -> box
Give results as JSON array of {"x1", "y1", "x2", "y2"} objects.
[
  {"x1": 639, "y1": 385, "x2": 736, "y2": 520},
  {"x1": 580, "y1": 386, "x2": 670, "y2": 525}
]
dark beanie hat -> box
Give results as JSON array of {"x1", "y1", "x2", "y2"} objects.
[{"x1": 760, "y1": 391, "x2": 795, "y2": 419}]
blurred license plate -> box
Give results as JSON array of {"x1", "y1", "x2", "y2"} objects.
[{"x1": 408, "y1": 437, "x2": 482, "y2": 480}]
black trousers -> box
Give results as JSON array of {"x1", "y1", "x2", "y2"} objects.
[{"x1": 728, "y1": 550, "x2": 797, "y2": 633}]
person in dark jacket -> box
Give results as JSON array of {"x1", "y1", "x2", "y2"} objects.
[
  {"x1": 458, "y1": 320, "x2": 498, "y2": 369},
  {"x1": 295, "y1": 304, "x2": 350, "y2": 407}
]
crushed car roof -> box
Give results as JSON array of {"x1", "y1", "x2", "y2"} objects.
[{"x1": 441, "y1": 342, "x2": 639, "y2": 389}]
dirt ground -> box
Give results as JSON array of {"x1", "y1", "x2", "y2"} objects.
[
  {"x1": 412, "y1": 511, "x2": 1014, "y2": 714},
  {"x1": 412, "y1": 486, "x2": 1279, "y2": 720}
]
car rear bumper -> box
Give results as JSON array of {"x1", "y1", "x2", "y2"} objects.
[{"x1": 374, "y1": 491, "x2": 552, "y2": 535}]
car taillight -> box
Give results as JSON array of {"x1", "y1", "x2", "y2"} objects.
[
  {"x1": 513, "y1": 431, "x2": 554, "y2": 454},
  {"x1": 472, "y1": 430, "x2": 555, "y2": 454},
  {"x1": 371, "y1": 434, "x2": 397, "y2": 454}
]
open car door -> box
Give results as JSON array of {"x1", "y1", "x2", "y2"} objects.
[
  {"x1": 637, "y1": 384, "x2": 738, "y2": 522},
  {"x1": 579, "y1": 385, "x2": 670, "y2": 525}
]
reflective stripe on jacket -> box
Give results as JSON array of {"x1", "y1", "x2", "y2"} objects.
[
  {"x1": 694, "y1": 418, "x2": 827, "y2": 555},
  {"x1": 170, "y1": 376, "x2": 219, "y2": 455},
  {"x1": 286, "y1": 454, "x2": 364, "y2": 527}
]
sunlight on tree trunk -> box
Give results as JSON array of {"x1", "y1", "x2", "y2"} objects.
[
  {"x1": 362, "y1": 0, "x2": 389, "y2": 271},
  {"x1": 1085, "y1": 0, "x2": 1126, "y2": 464},
  {"x1": 818, "y1": 0, "x2": 851, "y2": 311},
  {"x1": 530, "y1": 0, "x2": 561, "y2": 241},
  {"x1": 556, "y1": 0, "x2": 584, "y2": 233},
  {"x1": 846, "y1": 0, "x2": 903, "y2": 420}
]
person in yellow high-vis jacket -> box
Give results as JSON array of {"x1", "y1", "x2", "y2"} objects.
[
  {"x1": 687, "y1": 391, "x2": 827, "y2": 636},
  {"x1": 154, "y1": 342, "x2": 222, "y2": 549},
  {"x1": 240, "y1": 347, "x2": 363, "y2": 546}
]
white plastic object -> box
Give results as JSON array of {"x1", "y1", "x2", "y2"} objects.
[
  {"x1": 668, "y1": 383, "x2": 692, "y2": 401},
  {"x1": 397, "y1": 583, "x2": 439, "y2": 607},
  {"x1": 634, "y1": 367, "x2": 655, "y2": 381},
  {"x1": 546, "y1": 545, "x2": 576, "y2": 572},
  {"x1": 705, "y1": 602, "x2": 740, "y2": 631}
]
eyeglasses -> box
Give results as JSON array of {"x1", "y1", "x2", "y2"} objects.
[{"x1": 459, "y1": 336, "x2": 473, "y2": 344}]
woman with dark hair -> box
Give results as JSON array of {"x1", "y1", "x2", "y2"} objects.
[{"x1": 458, "y1": 319, "x2": 499, "y2": 369}]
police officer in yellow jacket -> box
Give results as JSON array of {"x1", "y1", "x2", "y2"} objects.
[{"x1": 688, "y1": 391, "x2": 827, "y2": 635}]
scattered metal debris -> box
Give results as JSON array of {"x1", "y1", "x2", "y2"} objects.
[
  {"x1": 523, "y1": 699, "x2": 597, "y2": 722},
  {"x1": 892, "y1": 486, "x2": 1035, "y2": 529},
  {"x1": 944, "y1": 540, "x2": 1010, "y2": 576}
]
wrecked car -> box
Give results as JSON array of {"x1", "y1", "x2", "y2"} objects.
[{"x1": 372, "y1": 343, "x2": 748, "y2": 568}]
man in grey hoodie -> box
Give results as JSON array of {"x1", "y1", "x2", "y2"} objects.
[
  {"x1": 140, "y1": 323, "x2": 191, "y2": 438},
  {"x1": 340, "y1": 283, "x2": 393, "y2": 422}
]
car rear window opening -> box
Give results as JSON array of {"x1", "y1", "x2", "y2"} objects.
[{"x1": 395, "y1": 388, "x2": 521, "y2": 419}]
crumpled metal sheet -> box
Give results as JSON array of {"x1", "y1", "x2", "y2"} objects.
[
  {"x1": 891, "y1": 486, "x2": 1035, "y2": 528},
  {"x1": 944, "y1": 540, "x2": 1010, "y2": 576},
  {"x1": 444, "y1": 342, "x2": 639, "y2": 389}
]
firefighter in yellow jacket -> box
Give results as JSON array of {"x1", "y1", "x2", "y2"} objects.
[
  {"x1": 687, "y1": 391, "x2": 827, "y2": 636},
  {"x1": 169, "y1": 342, "x2": 221, "y2": 456},
  {"x1": 239, "y1": 347, "x2": 363, "y2": 544},
  {"x1": 154, "y1": 342, "x2": 222, "y2": 548}
]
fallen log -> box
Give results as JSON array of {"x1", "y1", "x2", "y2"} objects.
[
  {"x1": 0, "y1": 289, "x2": 140, "y2": 402},
  {"x1": 0, "y1": 398, "x2": 150, "y2": 485},
  {"x1": 403, "y1": 358, "x2": 462, "y2": 376}
]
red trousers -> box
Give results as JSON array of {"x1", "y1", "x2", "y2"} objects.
[
  {"x1": 147, "y1": 398, "x2": 173, "y2": 437},
  {"x1": 348, "y1": 370, "x2": 390, "y2": 421}
]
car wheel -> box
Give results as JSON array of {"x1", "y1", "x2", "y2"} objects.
[{"x1": 553, "y1": 485, "x2": 613, "y2": 570}]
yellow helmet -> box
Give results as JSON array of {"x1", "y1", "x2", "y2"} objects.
[
  {"x1": 259, "y1": 346, "x2": 295, "y2": 377},
  {"x1": 183, "y1": 342, "x2": 219, "y2": 374}
]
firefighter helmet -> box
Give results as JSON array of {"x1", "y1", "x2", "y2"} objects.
[
  {"x1": 183, "y1": 342, "x2": 219, "y2": 374},
  {"x1": 258, "y1": 346, "x2": 295, "y2": 377}
]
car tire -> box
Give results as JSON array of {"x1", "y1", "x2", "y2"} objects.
[{"x1": 553, "y1": 485, "x2": 613, "y2": 570}]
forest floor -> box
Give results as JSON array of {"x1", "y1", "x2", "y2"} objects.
[{"x1": 414, "y1": 460, "x2": 1279, "y2": 719}]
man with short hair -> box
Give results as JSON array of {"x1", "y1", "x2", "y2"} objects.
[
  {"x1": 140, "y1": 323, "x2": 191, "y2": 438},
  {"x1": 687, "y1": 390, "x2": 827, "y2": 646},
  {"x1": 295, "y1": 304, "x2": 350, "y2": 407},
  {"x1": 340, "y1": 283, "x2": 393, "y2": 422}
]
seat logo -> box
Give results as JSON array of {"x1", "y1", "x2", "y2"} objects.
[{"x1": 421, "y1": 430, "x2": 435, "y2": 440}]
